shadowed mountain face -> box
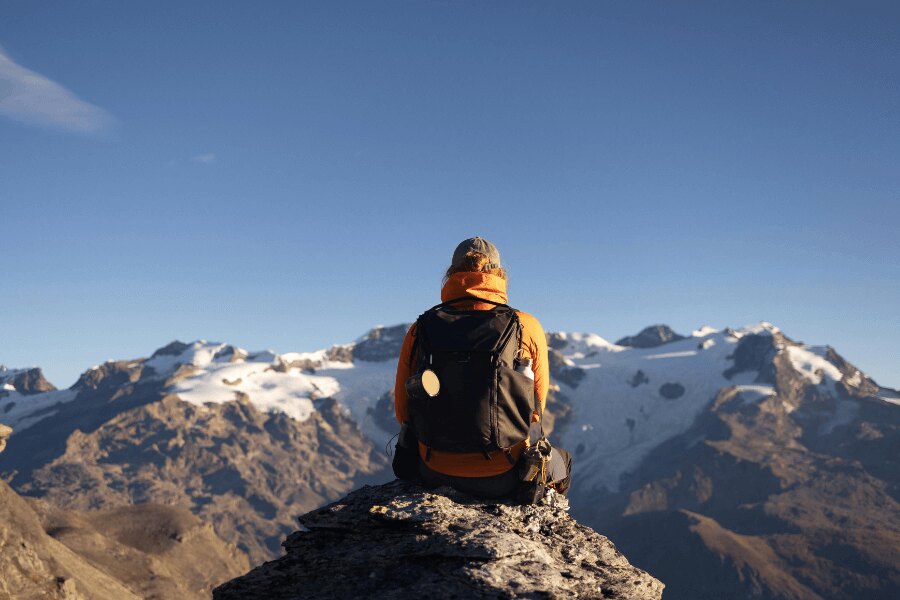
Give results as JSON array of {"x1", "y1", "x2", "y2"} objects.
[
  {"x1": 615, "y1": 325, "x2": 686, "y2": 348},
  {"x1": 0, "y1": 366, "x2": 56, "y2": 396},
  {"x1": 1, "y1": 339, "x2": 395, "y2": 567},
  {"x1": 571, "y1": 331, "x2": 900, "y2": 600},
  {"x1": 0, "y1": 423, "x2": 249, "y2": 599},
  {"x1": 1, "y1": 323, "x2": 898, "y2": 597},
  {"x1": 18, "y1": 394, "x2": 387, "y2": 563}
]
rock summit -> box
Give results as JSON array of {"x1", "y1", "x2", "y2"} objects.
[{"x1": 215, "y1": 480, "x2": 663, "y2": 599}]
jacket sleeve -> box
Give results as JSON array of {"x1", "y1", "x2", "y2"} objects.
[
  {"x1": 393, "y1": 323, "x2": 417, "y2": 424},
  {"x1": 518, "y1": 312, "x2": 549, "y2": 416}
]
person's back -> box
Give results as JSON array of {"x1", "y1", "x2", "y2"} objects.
[{"x1": 393, "y1": 237, "x2": 570, "y2": 500}]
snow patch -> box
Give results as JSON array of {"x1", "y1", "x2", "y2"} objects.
[
  {"x1": 734, "y1": 322, "x2": 781, "y2": 338},
  {"x1": 644, "y1": 350, "x2": 698, "y2": 360},
  {"x1": 550, "y1": 332, "x2": 621, "y2": 354},
  {"x1": 145, "y1": 341, "x2": 237, "y2": 376},
  {"x1": 691, "y1": 326, "x2": 719, "y2": 337},
  {"x1": 560, "y1": 327, "x2": 745, "y2": 492},
  {"x1": 170, "y1": 360, "x2": 320, "y2": 423},
  {"x1": 155, "y1": 340, "x2": 397, "y2": 445},
  {"x1": 877, "y1": 389, "x2": 900, "y2": 406},
  {"x1": 785, "y1": 345, "x2": 843, "y2": 387},
  {"x1": 734, "y1": 385, "x2": 776, "y2": 403},
  {"x1": 0, "y1": 389, "x2": 78, "y2": 432}
]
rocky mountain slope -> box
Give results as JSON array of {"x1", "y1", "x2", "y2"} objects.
[
  {"x1": 2, "y1": 321, "x2": 898, "y2": 597},
  {"x1": 213, "y1": 479, "x2": 663, "y2": 600},
  {"x1": 0, "y1": 423, "x2": 249, "y2": 600},
  {"x1": 558, "y1": 325, "x2": 900, "y2": 600},
  {"x1": 1, "y1": 346, "x2": 388, "y2": 564}
]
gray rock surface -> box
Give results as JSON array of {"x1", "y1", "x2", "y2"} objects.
[
  {"x1": 352, "y1": 324, "x2": 410, "y2": 361},
  {"x1": 0, "y1": 366, "x2": 56, "y2": 396},
  {"x1": 658, "y1": 382, "x2": 685, "y2": 399},
  {"x1": 214, "y1": 480, "x2": 664, "y2": 600},
  {"x1": 0, "y1": 423, "x2": 10, "y2": 454},
  {"x1": 628, "y1": 370, "x2": 649, "y2": 388},
  {"x1": 549, "y1": 348, "x2": 586, "y2": 389},
  {"x1": 17, "y1": 395, "x2": 388, "y2": 563},
  {"x1": 722, "y1": 332, "x2": 780, "y2": 382},
  {"x1": 615, "y1": 325, "x2": 685, "y2": 349}
]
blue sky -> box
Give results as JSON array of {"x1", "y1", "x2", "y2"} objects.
[{"x1": 1, "y1": 1, "x2": 898, "y2": 388}]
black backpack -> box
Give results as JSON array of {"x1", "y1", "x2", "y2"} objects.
[{"x1": 406, "y1": 296, "x2": 535, "y2": 460}]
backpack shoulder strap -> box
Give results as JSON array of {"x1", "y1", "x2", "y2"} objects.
[
  {"x1": 412, "y1": 297, "x2": 517, "y2": 367},
  {"x1": 432, "y1": 295, "x2": 514, "y2": 311}
]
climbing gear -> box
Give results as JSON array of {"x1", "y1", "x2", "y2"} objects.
[{"x1": 519, "y1": 437, "x2": 552, "y2": 483}]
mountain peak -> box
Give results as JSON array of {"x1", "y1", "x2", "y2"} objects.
[
  {"x1": 731, "y1": 321, "x2": 781, "y2": 337},
  {"x1": 350, "y1": 323, "x2": 410, "y2": 362},
  {"x1": 144, "y1": 340, "x2": 256, "y2": 377},
  {"x1": 213, "y1": 480, "x2": 664, "y2": 599},
  {"x1": 0, "y1": 366, "x2": 56, "y2": 395},
  {"x1": 150, "y1": 340, "x2": 193, "y2": 358},
  {"x1": 615, "y1": 324, "x2": 686, "y2": 348}
]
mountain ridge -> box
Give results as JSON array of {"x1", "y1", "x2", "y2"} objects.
[{"x1": 2, "y1": 321, "x2": 898, "y2": 598}]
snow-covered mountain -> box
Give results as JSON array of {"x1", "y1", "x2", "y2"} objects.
[
  {"x1": 5, "y1": 321, "x2": 895, "y2": 494},
  {"x1": 547, "y1": 322, "x2": 899, "y2": 494},
  {"x1": 2, "y1": 321, "x2": 898, "y2": 598},
  {"x1": 1, "y1": 326, "x2": 404, "y2": 452},
  {"x1": 0, "y1": 329, "x2": 403, "y2": 563}
]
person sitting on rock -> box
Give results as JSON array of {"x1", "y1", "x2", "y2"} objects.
[{"x1": 393, "y1": 236, "x2": 571, "y2": 500}]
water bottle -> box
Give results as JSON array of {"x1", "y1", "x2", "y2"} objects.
[
  {"x1": 515, "y1": 356, "x2": 534, "y2": 380},
  {"x1": 517, "y1": 356, "x2": 540, "y2": 444}
]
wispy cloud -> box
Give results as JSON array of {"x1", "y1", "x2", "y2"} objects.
[
  {"x1": 191, "y1": 153, "x2": 217, "y2": 164},
  {"x1": 0, "y1": 48, "x2": 114, "y2": 135}
]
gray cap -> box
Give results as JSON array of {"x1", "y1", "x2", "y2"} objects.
[{"x1": 451, "y1": 236, "x2": 501, "y2": 270}]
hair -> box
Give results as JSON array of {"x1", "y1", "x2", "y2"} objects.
[{"x1": 442, "y1": 251, "x2": 507, "y2": 285}]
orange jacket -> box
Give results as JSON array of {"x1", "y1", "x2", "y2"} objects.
[{"x1": 394, "y1": 271, "x2": 549, "y2": 477}]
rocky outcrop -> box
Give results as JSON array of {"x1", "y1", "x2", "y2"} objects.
[
  {"x1": 317, "y1": 324, "x2": 412, "y2": 365},
  {"x1": 658, "y1": 382, "x2": 685, "y2": 399},
  {"x1": 351, "y1": 324, "x2": 410, "y2": 362},
  {"x1": 722, "y1": 332, "x2": 781, "y2": 382},
  {"x1": 0, "y1": 423, "x2": 10, "y2": 453},
  {"x1": 628, "y1": 369, "x2": 649, "y2": 387},
  {"x1": 214, "y1": 480, "x2": 664, "y2": 600},
  {"x1": 549, "y1": 348, "x2": 586, "y2": 388},
  {"x1": 0, "y1": 366, "x2": 56, "y2": 396},
  {"x1": 615, "y1": 325, "x2": 685, "y2": 349}
]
